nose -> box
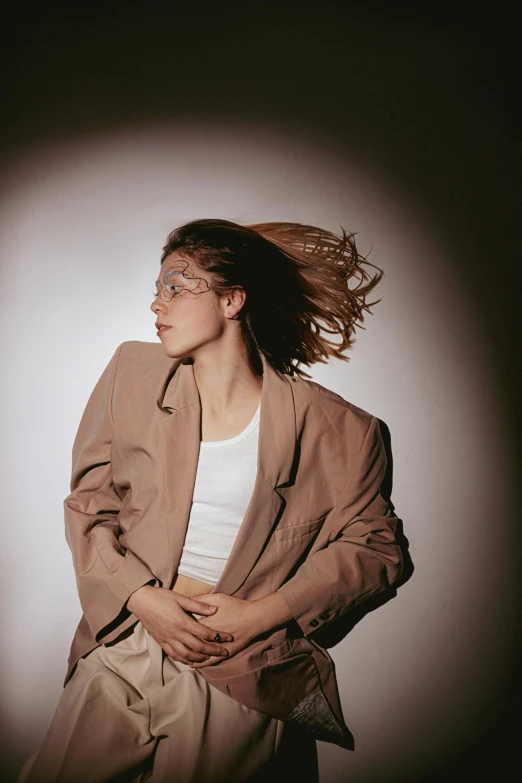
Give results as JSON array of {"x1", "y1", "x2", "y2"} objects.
[{"x1": 150, "y1": 294, "x2": 167, "y2": 315}]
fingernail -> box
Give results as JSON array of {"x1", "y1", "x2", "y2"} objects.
[{"x1": 220, "y1": 650, "x2": 229, "y2": 656}]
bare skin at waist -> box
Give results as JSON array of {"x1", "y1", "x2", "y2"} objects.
[{"x1": 171, "y1": 572, "x2": 214, "y2": 597}]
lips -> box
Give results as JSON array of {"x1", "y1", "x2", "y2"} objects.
[{"x1": 155, "y1": 322, "x2": 172, "y2": 334}]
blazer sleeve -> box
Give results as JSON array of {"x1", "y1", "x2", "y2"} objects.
[
  {"x1": 63, "y1": 342, "x2": 159, "y2": 644},
  {"x1": 276, "y1": 415, "x2": 403, "y2": 639}
]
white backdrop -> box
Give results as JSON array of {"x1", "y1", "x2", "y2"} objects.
[{"x1": 0, "y1": 121, "x2": 516, "y2": 782}]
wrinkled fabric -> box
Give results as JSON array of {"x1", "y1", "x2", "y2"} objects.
[{"x1": 19, "y1": 622, "x2": 318, "y2": 783}]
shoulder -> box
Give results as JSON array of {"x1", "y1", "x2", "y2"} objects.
[
  {"x1": 117, "y1": 339, "x2": 172, "y2": 365},
  {"x1": 110, "y1": 341, "x2": 180, "y2": 398},
  {"x1": 110, "y1": 340, "x2": 181, "y2": 379},
  {"x1": 288, "y1": 372, "x2": 376, "y2": 443}
]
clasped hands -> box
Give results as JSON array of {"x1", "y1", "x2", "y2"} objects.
[
  {"x1": 188, "y1": 592, "x2": 262, "y2": 668},
  {"x1": 127, "y1": 586, "x2": 282, "y2": 668}
]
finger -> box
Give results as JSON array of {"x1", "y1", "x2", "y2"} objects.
[
  {"x1": 170, "y1": 652, "x2": 210, "y2": 663},
  {"x1": 164, "y1": 647, "x2": 207, "y2": 666},
  {"x1": 191, "y1": 593, "x2": 217, "y2": 603},
  {"x1": 175, "y1": 640, "x2": 221, "y2": 662},
  {"x1": 179, "y1": 631, "x2": 230, "y2": 657},
  {"x1": 185, "y1": 618, "x2": 234, "y2": 643},
  {"x1": 167, "y1": 640, "x2": 196, "y2": 662},
  {"x1": 192, "y1": 643, "x2": 239, "y2": 668},
  {"x1": 191, "y1": 594, "x2": 219, "y2": 606},
  {"x1": 177, "y1": 595, "x2": 219, "y2": 615},
  {"x1": 168, "y1": 651, "x2": 211, "y2": 664},
  {"x1": 184, "y1": 650, "x2": 211, "y2": 663}
]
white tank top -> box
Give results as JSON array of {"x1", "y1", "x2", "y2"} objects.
[{"x1": 176, "y1": 402, "x2": 261, "y2": 585}]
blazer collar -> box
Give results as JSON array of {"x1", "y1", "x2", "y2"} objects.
[{"x1": 156, "y1": 351, "x2": 297, "y2": 596}]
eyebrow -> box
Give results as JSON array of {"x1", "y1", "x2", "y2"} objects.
[{"x1": 157, "y1": 268, "x2": 185, "y2": 285}]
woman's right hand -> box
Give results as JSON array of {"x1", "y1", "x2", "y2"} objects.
[{"x1": 126, "y1": 585, "x2": 234, "y2": 663}]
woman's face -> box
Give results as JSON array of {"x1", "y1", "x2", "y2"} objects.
[{"x1": 150, "y1": 252, "x2": 230, "y2": 359}]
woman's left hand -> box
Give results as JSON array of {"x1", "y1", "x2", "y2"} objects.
[{"x1": 189, "y1": 593, "x2": 264, "y2": 668}]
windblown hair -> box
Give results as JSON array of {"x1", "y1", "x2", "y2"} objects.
[{"x1": 161, "y1": 218, "x2": 384, "y2": 379}]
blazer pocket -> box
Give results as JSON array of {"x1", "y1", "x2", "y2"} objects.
[
  {"x1": 273, "y1": 515, "x2": 325, "y2": 543},
  {"x1": 265, "y1": 635, "x2": 296, "y2": 662}
]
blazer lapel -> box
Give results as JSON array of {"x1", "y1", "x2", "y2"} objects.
[{"x1": 157, "y1": 352, "x2": 297, "y2": 595}]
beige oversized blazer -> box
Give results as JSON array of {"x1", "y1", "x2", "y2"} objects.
[{"x1": 63, "y1": 341, "x2": 403, "y2": 749}]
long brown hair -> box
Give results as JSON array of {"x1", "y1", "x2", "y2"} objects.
[{"x1": 161, "y1": 218, "x2": 383, "y2": 379}]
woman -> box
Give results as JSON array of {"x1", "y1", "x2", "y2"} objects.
[{"x1": 19, "y1": 219, "x2": 403, "y2": 783}]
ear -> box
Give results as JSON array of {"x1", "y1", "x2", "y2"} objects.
[{"x1": 222, "y1": 286, "x2": 247, "y2": 320}]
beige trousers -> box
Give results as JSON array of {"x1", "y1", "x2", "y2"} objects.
[{"x1": 18, "y1": 621, "x2": 318, "y2": 783}]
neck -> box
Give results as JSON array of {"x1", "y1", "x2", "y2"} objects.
[{"x1": 190, "y1": 342, "x2": 263, "y2": 418}]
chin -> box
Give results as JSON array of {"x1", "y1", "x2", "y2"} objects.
[{"x1": 159, "y1": 340, "x2": 193, "y2": 361}]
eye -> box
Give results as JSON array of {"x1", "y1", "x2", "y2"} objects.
[{"x1": 152, "y1": 285, "x2": 182, "y2": 297}]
